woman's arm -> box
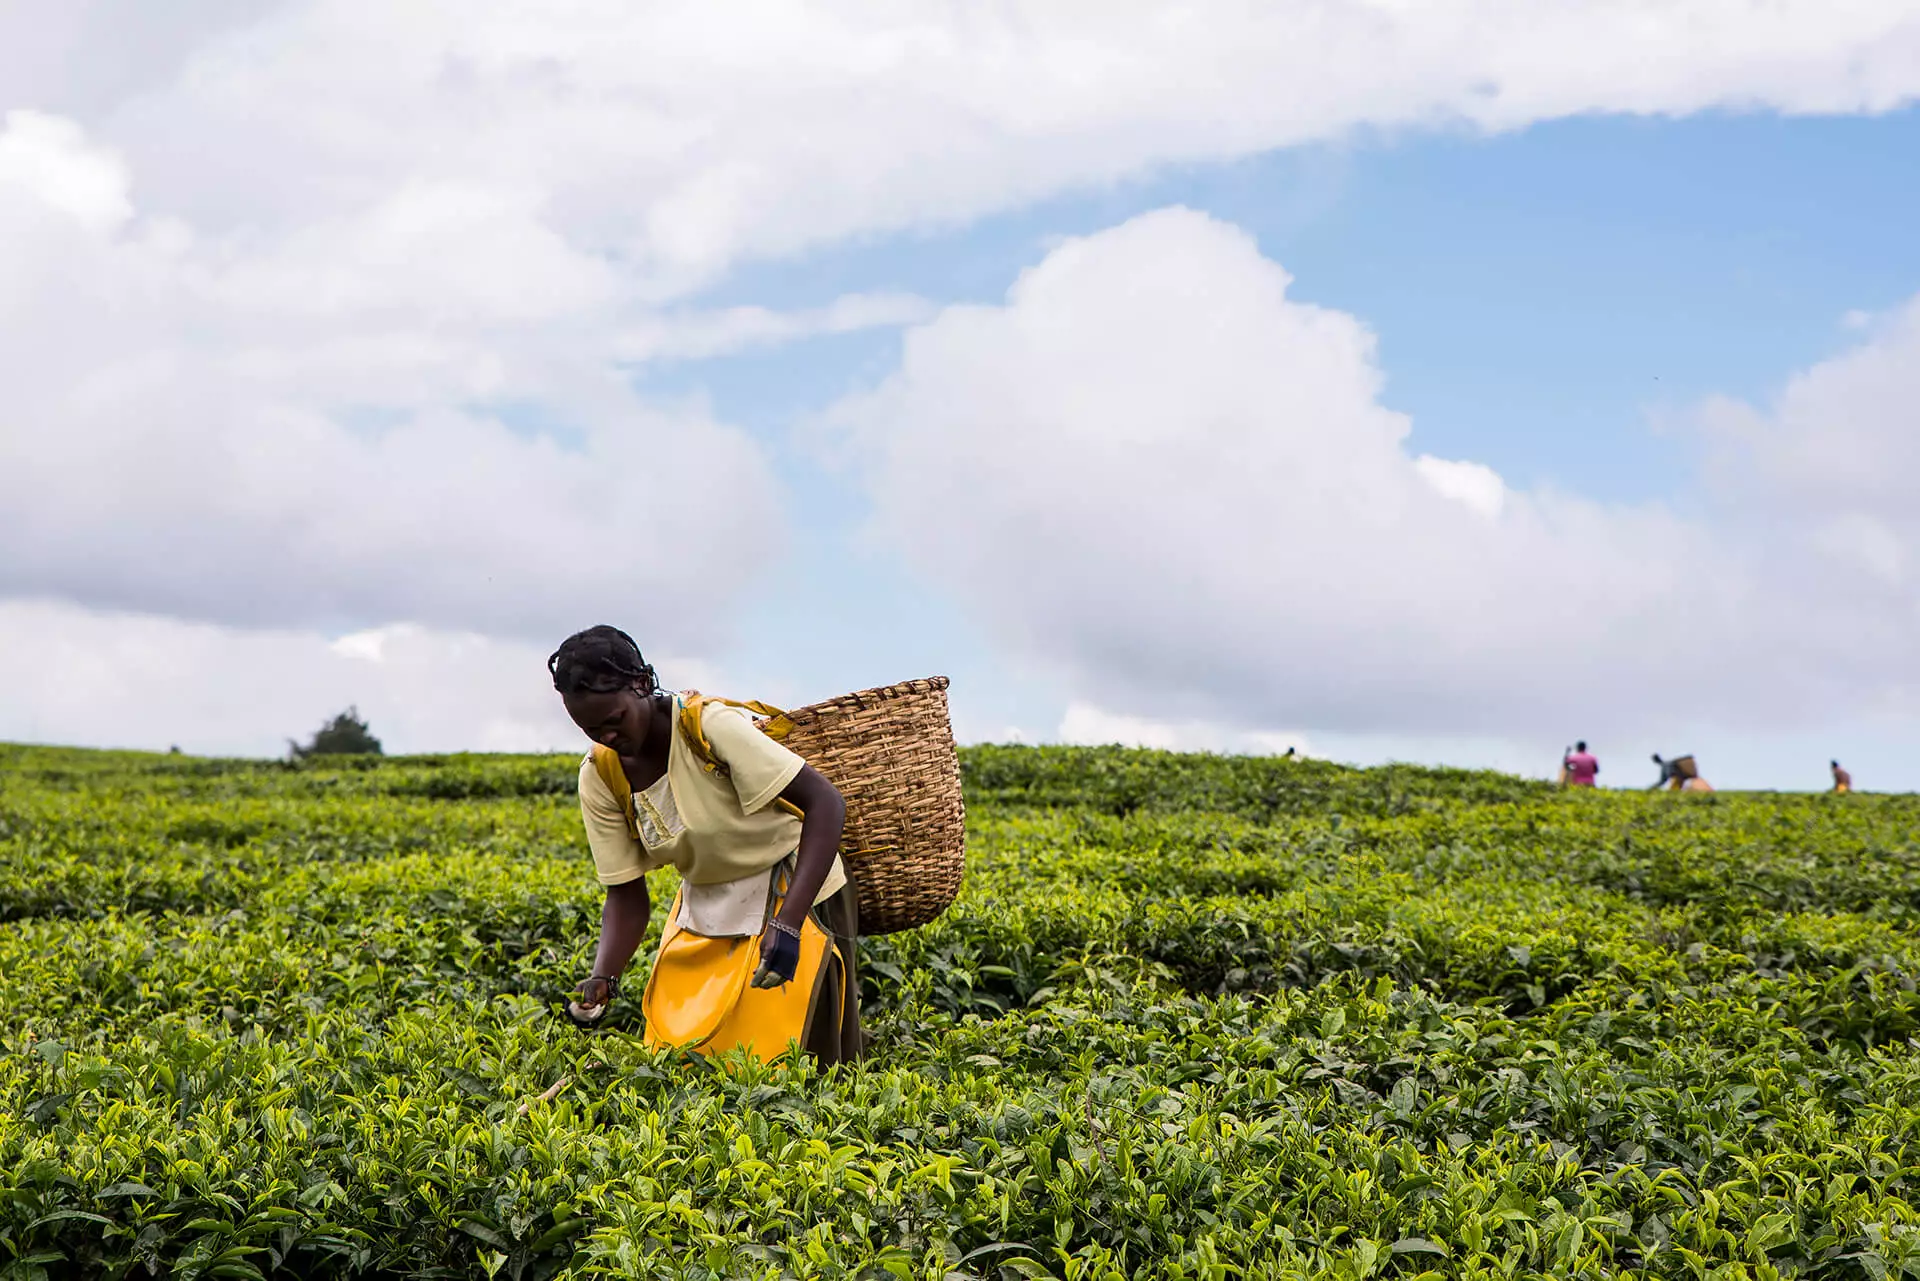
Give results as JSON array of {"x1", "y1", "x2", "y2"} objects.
[
  {"x1": 772, "y1": 764, "x2": 846, "y2": 932},
  {"x1": 572, "y1": 877, "x2": 651, "y2": 1018},
  {"x1": 751, "y1": 764, "x2": 846, "y2": 989}
]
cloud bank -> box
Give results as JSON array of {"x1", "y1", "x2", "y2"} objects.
[
  {"x1": 4, "y1": 2, "x2": 1919, "y2": 755},
  {"x1": 0, "y1": 597, "x2": 734, "y2": 757},
  {"x1": 832, "y1": 208, "x2": 1920, "y2": 741}
]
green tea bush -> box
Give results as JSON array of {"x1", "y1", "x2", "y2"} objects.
[{"x1": 4, "y1": 743, "x2": 1920, "y2": 1278}]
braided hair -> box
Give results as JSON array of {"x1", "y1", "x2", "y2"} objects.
[{"x1": 548, "y1": 625, "x2": 664, "y2": 697}]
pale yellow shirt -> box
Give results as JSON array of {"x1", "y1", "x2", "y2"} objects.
[{"x1": 577, "y1": 697, "x2": 847, "y2": 903}]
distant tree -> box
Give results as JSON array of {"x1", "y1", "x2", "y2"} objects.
[{"x1": 290, "y1": 707, "x2": 384, "y2": 759}]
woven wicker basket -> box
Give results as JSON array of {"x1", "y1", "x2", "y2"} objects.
[{"x1": 768, "y1": 677, "x2": 965, "y2": 936}]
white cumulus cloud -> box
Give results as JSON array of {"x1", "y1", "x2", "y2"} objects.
[
  {"x1": 50, "y1": 2, "x2": 1920, "y2": 293},
  {"x1": 5, "y1": 2, "x2": 1920, "y2": 759},
  {"x1": 1701, "y1": 297, "x2": 1920, "y2": 546},
  {"x1": 0, "y1": 599, "x2": 725, "y2": 757},
  {"x1": 1415, "y1": 456, "x2": 1508, "y2": 521},
  {"x1": 0, "y1": 109, "x2": 131, "y2": 231},
  {"x1": 0, "y1": 113, "x2": 802, "y2": 649},
  {"x1": 828, "y1": 207, "x2": 1920, "y2": 742}
]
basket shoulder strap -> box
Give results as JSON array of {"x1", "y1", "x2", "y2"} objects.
[
  {"x1": 678, "y1": 692, "x2": 806, "y2": 819},
  {"x1": 681, "y1": 693, "x2": 796, "y2": 760},
  {"x1": 676, "y1": 692, "x2": 722, "y2": 774},
  {"x1": 589, "y1": 744, "x2": 639, "y2": 839}
]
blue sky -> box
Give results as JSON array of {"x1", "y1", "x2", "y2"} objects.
[
  {"x1": 637, "y1": 107, "x2": 1920, "y2": 786},
  {"x1": 4, "y1": 5, "x2": 1920, "y2": 789},
  {"x1": 666, "y1": 109, "x2": 1920, "y2": 504}
]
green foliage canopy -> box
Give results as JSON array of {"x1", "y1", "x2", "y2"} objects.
[
  {"x1": 289, "y1": 707, "x2": 383, "y2": 760},
  {"x1": 2, "y1": 742, "x2": 1918, "y2": 1278}
]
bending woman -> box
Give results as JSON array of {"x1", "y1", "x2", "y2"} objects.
[{"x1": 550, "y1": 625, "x2": 863, "y2": 1063}]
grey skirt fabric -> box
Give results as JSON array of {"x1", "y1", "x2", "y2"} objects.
[{"x1": 803, "y1": 880, "x2": 865, "y2": 1064}]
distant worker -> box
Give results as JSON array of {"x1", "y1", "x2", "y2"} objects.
[
  {"x1": 1832, "y1": 760, "x2": 1852, "y2": 794},
  {"x1": 1650, "y1": 753, "x2": 1713, "y2": 793},
  {"x1": 1562, "y1": 741, "x2": 1599, "y2": 788}
]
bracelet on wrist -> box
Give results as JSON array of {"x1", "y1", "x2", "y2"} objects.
[
  {"x1": 766, "y1": 918, "x2": 803, "y2": 940},
  {"x1": 588, "y1": 974, "x2": 621, "y2": 1000}
]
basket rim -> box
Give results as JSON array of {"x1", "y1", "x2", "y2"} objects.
[{"x1": 784, "y1": 676, "x2": 950, "y2": 718}]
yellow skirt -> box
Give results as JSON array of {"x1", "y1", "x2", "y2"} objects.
[{"x1": 640, "y1": 876, "x2": 853, "y2": 1064}]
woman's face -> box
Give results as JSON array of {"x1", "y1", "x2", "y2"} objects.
[{"x1": 563, "y1": 684, "x2": 653, "y2": 755}]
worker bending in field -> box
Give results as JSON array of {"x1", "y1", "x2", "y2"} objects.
[
  {"x1": 1561, "y1": 742, "x2": 1599, "y2": 788},
  {"x1": 550, "y1": 625, "x2": 863, "y2": 1064},
  {"x1": 1832, "y1": 760, "x2": 1852, "y2": 794},
  {"x1": 1650, "y1": 753, "x2": 1714, "y2": 793}
]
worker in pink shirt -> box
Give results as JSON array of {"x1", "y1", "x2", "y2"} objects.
[{"x1": 1562, "y1": 741, "x2": 1599, "y2": 788}]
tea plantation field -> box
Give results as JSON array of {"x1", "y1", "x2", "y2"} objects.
[{"x1": 5, "y1": 743, "x2": 1920, "y2": 1279}]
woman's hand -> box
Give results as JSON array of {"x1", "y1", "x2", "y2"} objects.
[
  {"x1": 571, "y1": 880, "x2": 649, "y2": 1028},
  {"x1": 753, "y1": 927, "x2": 800, "y2": 989},
  {"x1": 569, "y1": 975, "x2": 617, "y2": 1026}
]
